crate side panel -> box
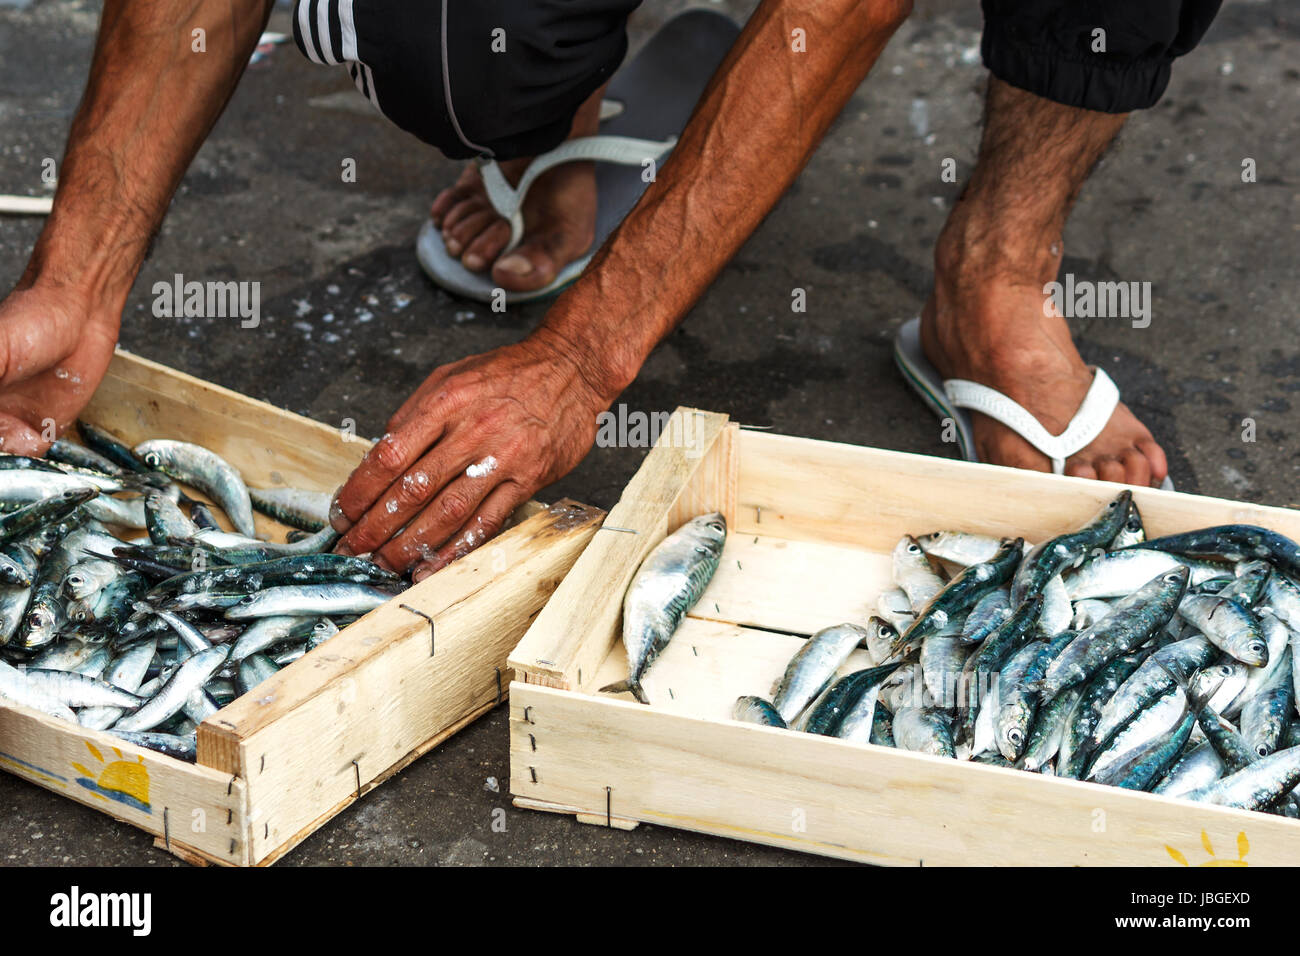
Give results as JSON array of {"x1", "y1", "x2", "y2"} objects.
[{"x1": 510, "y1": 685, "x2": 1300, "y2": 866}]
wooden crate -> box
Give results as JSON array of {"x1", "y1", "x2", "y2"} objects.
[
  {"x1": 508, "y1": 408, "x2": 1300, "y2": 866},
  {"x1": 0, "y1": 350, "x2": 604, "y2": 865}
]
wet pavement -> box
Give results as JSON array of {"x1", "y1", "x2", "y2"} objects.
[{"x1": 0, "y1": 0, "x2": 1296, "y2": 864}]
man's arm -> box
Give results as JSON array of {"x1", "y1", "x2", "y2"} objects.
[
  {"x1": 540, "y1": 0, "x2": 913, "y2": 396},
  {"x1": 334, "y1": 0, "x2": 912, "y2": 575},
  {"x1": 0, "y1": 0, "x2": 272, "y2": 450}
]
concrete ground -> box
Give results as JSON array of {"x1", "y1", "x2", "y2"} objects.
[{"x1": 0, "y1": 0, "x2": 1296, "y2": 865}]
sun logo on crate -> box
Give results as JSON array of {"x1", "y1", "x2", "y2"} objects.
[
  {"x1": 1165, "y1": 830, "x2": 1249, "y2": 867},
  {"x1": 72, "y1": 741, "x2": 151, "y2": 813}
]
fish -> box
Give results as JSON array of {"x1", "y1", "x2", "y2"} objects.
[
  {"x1": 862, "y1": 616, "x2": 902, "y2": 664},
  {"x1": 916, "y1": 531, "x2": 1004, "y2": 567},
  {"x1": 895, "y1": 537, "x2": 1021, "y2": 652},
  {"x1": 21, "y1": 669, "x2": 141, "y2": 709},
  {"x1": 1183, "y1": 745, "x2": 1300, "y2": 811},
  {"x1": 1063, "y1": 549, "x2": 1226, "y2": 601},
  {"x1": 1152, "y1": 742, "x2": 1225, "y2": 798},
  {"x1": 1040, "y1": 567, "x2": 1188, "y2": 700},
  {"x1": 773, "y1": 623, "x2": 869, "y2": 725},
  {"x1": 1089, "y1": 636, "x2": 1216, "y2": 752},
  {"x1": 732, "y1": 695, "x2": 786, "y2": 728},
  {"x1": 1023, "y1": 686, "x2": 1083, "y2": 773},
  {"x1": 1241, "y1": 646, "x2": 1294, "y2": 758},
  {"x1": 1057, "y1": 651, "x2": 1150, "y2": 780},
  {"x1": 1127, "y1": 525, "x2": 1300, "y2": 579},
  {"x1": 112, "y1": 645, "x2": 229, "y2": 732},
  {"x1": 598, "y1": 513, "x2": 726, "y2": 705},
  {"x1": 959, "y1": 594, "x2": 1044, "y2": 735},
  {"x1": 223, "y1": 583, "x2": 392, "y2": 620},
  {"x1": 237, "y1": 653, "x2": 281, "y2": 696},
  {"x1": 961, "y1": 589, "x2": 1011, "y2": 646},
  {"x1": 134, "y1": 439, "x2": 257, "y2": 537},
  {"x1": 108, "y1": 730, "x2": 196, "y2": 762},
  {"x1": 1176, "y1": 593, "x2": 1268, "y2": 666},
  {"x1": 0, "y1": 660, "x2": 77, "y2": 720},
  {"x1": 248, "y1": 486, "x2": 331, "y2": 532},
  {"x1": 893, "y1": 706, "x2": 956, "y2": 758},
  {"x1": 1011, "y1": 491, "x2": 1132, "y2": 603},
  {"x1": 892, "y1": 536, "x2": 946, "y2": 610},
  {"x1": 1111, "y1": 502, "x2": 1146, "y2": 549},
  {"x1": 802, "y1": 662, "x2": 902, "y2": 737}
]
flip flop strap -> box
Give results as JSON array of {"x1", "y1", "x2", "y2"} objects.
[
  {"x1": 944, "y1": 369, "x2": 1120, "y2": 475},
  {"x1": 476, "y1": 134, "x2": 677, "y2": 253}
]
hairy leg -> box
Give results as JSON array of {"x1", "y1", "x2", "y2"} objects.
[{"x1": 921, "y1": 76, "x2": 1167, "y2": 486}]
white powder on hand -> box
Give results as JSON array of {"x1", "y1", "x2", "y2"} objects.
[{"x1": 466, "y1": 456, "x2": 498, "y2": 479}]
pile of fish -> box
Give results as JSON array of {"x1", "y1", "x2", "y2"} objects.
[
  {"x1": 0, "y1": 422, "x2": 405, "y2": 761},
  {"x1": 718, "y1": 491, "x2": 1300, "y2": 818},
  {"x1": 608, "y1": 496, "x2": 1300, "y2": 816}
]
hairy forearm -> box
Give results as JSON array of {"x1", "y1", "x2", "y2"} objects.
[
  {"x1": 24, "y1": 0, "x2": 273, "y2": 307},
  {"x1": 537, "y1": 0, "x2": 911, "y2": 401}
]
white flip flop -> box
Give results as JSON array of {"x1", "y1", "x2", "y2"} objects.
[
  {"x1": 417, "y1": 134, "x2": 676, "y2": 304},
  {"x1": 893, "y1": 317, "x2": 1174, "y2": 490},
  {"x1": 417, "y1": 8, "x2": 741, "y2": 305}
]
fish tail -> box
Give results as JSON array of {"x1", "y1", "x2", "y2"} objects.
[{"x1": 597, "y1": 678, "x2": 649, "y2": 705}]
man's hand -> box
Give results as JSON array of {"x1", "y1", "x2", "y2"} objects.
[
  {"x1": 0, "y1": 284, "x2": 121, "y2": 454},
  {"x1": 331, "y1": 333, "x2": 609, "y2": 579}
]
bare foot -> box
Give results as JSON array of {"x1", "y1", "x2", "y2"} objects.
[
  {"x1": 920, "y1": 234, "x2": 1168, "y2": 487},
  {"x1": 427, "y1": 86, "x2": 604, "y2": 293}
]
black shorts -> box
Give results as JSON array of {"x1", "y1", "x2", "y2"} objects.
[
  {"x1": 981, "y1": 0, "x2": 1224, "y2": 113},
  {"x1": 292, "y1": 0, "x2": 1222, "y2": 158}
]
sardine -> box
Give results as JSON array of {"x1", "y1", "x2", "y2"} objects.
[
  {"x1": 134, "y1": 440, "x2": 257, "y2": 537},
  {"x1": 598, "y1": 513, "x2": 726, "y2": 705}
]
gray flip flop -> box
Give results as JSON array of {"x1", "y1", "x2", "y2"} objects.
[
  {"x1": 417, "y1": 9, "x2": 741, "y2": 305},
  {"x1": 893, "y1": 317, "x2": 1175, "y2": 490}
]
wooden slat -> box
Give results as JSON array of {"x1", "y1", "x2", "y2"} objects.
[
  {"x1": 0, "y1": 703, "x2": 249, "y2": 864},
  {"x1": 198, "y1": 501, "x2": 603, "y2": 863},
  {"x1": 84, "y1": 350, "x2": 370, "y2": 496},
  {"x1": 511, "y1": 684, "x2": 1300, "y2": 866},
  {"x1": 733, "y1": 428, "x2": 1300, "y2": 549},
  {"x1": 588, "y1": 616, "x2": 875, "y2": 718},
  {"x1": 508, "y1": 408, "x2": 730, "y2": 689},
  {"x1": 692, "y1": 533, "x2": 886, "y2": 636}
]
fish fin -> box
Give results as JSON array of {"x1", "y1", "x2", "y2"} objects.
[{"x1": 597, "y1": 679, "x2": 649, "y2": 705}]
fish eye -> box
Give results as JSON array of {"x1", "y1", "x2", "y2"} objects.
[
  {"x1": 1257, "y1": 746, "x2": 1269, "y2": 758},
  {"x1": 1249, "y1": 642, "x2": 1265, "y2": 655},
  {"x1": 1009, "y1": 730, "x2": 1022, "y2": 745},
  {"x1": 907, "y1": 543, "x2": 921, "y2": 554},
  {"x1": 145, "y1": 452, "x2": 161, "y2": 467}
]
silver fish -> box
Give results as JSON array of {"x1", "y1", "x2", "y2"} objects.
[
  {"x1": 1241, "y1": 646, "x2": 1293, "y2": 758},
  {"x1": 22, "y1": 669, "x2": 141, "y2": 709},
  {"x1": 249, "y1": 486, "x2": 331, "y2": 531},
  {"x1": 1152, "y1": 741, "x2": 1225, "y2": 798},
  {"x1": 732, "y1": 695, "x2": 786, "y2": 728},
  {"x1": 893, "y1": 706, "x2": 955, "y2": 758},
  {"x1": 773, "y1": 623, "x2": 868, "y2": 725},
  {"x1": 224, "y1": 583, "x2": 391, "y2": 620},
  {"x1": 892, "y1": 536, "x2": 944, "y2": 610},
  {"x1": 1184, "y1": 745, "x2": 1300, "y2": 811},
  {"x1": 598, "y1": 513, "x2": 726, "y2": 705},
  {"x1": 112, "y1": 645, "x2": 229, "y2": 732},
  {"x1": 0, "y1": 659, "x2": 77, "y2": 720},
  {"x1": 78, "y1": 639, "x2": 157, "y2": 731},
  {"x1": 916, "y1": 531, "x2": 1003, "y2": 567},
  {"x1": 134, "y1": 440, "x2": 256, "y2": 537},
  {"x1": 1177, "y1": 593, "x2": 1267, "y2": 666}
]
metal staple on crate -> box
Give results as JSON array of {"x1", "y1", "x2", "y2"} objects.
[
  {"x1": 352, "y1": 759, "x2": 362, "y2": 799},
  {"x1": 163, "y1": 807, "x2": 170, "y2": 851},
  {"x1": 399, "y1": 604, "x2": 436, "y2": 656},
  {"x1": 599, "y1": 525, "x2": 638, "y2": 534},
  {"x1": 494, "y1": 667, "x2": 503, "y2": 705},
  {"x1": 605, "y1": 787, "x2": 612, "y2": 828},
  {"x1": 523, "y1": 706, "x2": 535, "y2": 724}
]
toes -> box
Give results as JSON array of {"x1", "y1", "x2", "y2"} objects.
[
  {"x1": 492, "y1": 242, "x2": 559, "y2": 292},
  {"x1": 430, "y1": 186, "x2": 461, "y2": 225},
  {"x1": 440, "y1": 194, "x2": 491, "y2": 236},
  {"x1": 444, "y1": 208, "x2": 498, "y2": 258},
  {"x1": 1120, "y1": 448, "x2": 1151, "y2": 488},
  {"x1": 1094, "y1": 458, "x2": 1127, "y2": 484},
  {"x1": 461, "y1": 220, "x2": 513, "y2": 273},
  {"x1": 1136, "y1": 438, "x2": 1169, "y2": 487},
  {"x1": 1064, "y1": 459, "x2": 1098, "y2": 481}
]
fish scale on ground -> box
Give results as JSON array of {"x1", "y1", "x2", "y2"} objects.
[
  {"x1": 687, "y1": 491, "x2": 1300, "y2": 818},
  {"x1": 0, "y1": 423, "x2": 407, "y2": 760}
]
